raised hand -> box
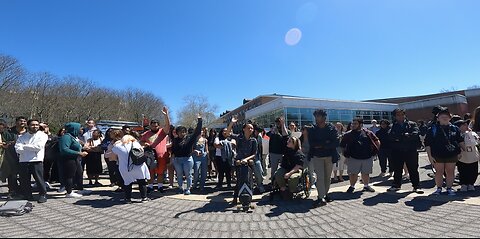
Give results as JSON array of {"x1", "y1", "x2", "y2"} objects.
[
  {"x1": 162, "y1": 106, "x2": 169, "y2": 115},
  {"x1": 197, "y1": 113, "x2": 202, "y2": 119},
  {"x1": 231, "y1": 116, "x2": 238, "y2": 124}
]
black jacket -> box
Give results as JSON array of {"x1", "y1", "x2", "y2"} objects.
[{"x1": 389, "y1": 120, "x2": 420, "y2": 152}]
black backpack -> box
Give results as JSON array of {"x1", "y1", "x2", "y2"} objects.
[{"x1": 128, "y1": 145, "x2": 147, "y2": 167}]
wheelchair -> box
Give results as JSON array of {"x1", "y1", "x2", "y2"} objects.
[{"x1": 269, "y1": 167, "x2": 312, "y2": 201}]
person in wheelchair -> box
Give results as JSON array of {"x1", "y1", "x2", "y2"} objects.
[{"x1": 274, "y1": 136, "x2": 305, "y2": 200}]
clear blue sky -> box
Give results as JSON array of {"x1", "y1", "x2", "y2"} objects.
[{"x1": 2, "y1": 0, "x2": 480, "y2": 121}]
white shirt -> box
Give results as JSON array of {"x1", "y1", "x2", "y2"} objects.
[
  {"x1": 83, "y1": 127, "x2": 97, "y2": 142},
  {"x1": 460, "y1": 131, "x2": 480, "y2": 164},
  {"x1": 214, "y1": 137, "x2": 222, "y2": 157},
  {"x1": 112, "y1": 141, "x2": 151, "y2": 186},
  {"x1": 15, "y1": 131, "x2": 49, "y2": 163}
]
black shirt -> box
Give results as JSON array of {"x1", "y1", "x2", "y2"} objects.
[
  {"x1": 341, "y1": 130, "x2": 376, "y2": 160},
  {"x1": 172, "y1": 119, "x2": 203, "y2": 158},
  {"x1": 389, "y1": 120, "x2": 420, "y2": 152},
  {"x1": 376, "y1": 128, "x2": 391, "y2": 149},
  {"x1": 230, "y1": 133, "x2": 258, "y2": 161},
  {"x1": 268, "y1": 129, "x2": 289, "y2": 154},
  {"x1": 425, "y1": 124, "x2": 464, "y2": 159},
  {"x1": 307, "y1": 123, "x2": 339, "y2": 158},
  {"x1": 281, "y1": 149, "x2": 305, "y2": 172}
]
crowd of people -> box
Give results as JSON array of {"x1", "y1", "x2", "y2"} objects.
[{"x1": 0, "y1": 105, "x2": 479, "y2": 209}]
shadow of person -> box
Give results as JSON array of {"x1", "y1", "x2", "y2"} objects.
[
  {"x1": 328, "y1": 191, "x2": 363, "y2": 201},
  {"x1": 257, "y1": 197, "x2": 314, "y2": 218},
  {"x1": 363, "y1": 192, "x2": 411, "y2": 206},
  {"x1": 173, "y1": 192, "x2": 238, "y2": 219}
]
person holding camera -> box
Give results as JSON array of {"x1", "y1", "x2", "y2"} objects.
[{"x1": 425, "y1": 108, "x2": 465, "y2": 196}]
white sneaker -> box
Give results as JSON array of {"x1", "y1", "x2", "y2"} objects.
[
  {"x1": 57, "y1": 187, "x2": 66, "y2": 194},
  {"x1": 311, "y1": 185, "x2": 317, "y2": 189},
  {"x1": 66, "y1": 192, "x2": 83, "y2": 198},
  {"x1": 460, "y1": 185, "x2": 468, "y2": 192},
  {"x1": 433, "y1": 188, "x2": 442, "y2": 195},
  {"x1": 468, "y1": 185, "x2": 476, "y2": 191}
]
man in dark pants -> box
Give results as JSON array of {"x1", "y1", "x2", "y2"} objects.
[
  {"x1": 15, "y1": 119, "x2": 49, "y2": 203},
  {"x1": 2, "y1": 117, "x2": 27, "y2": 199},
  {"x1": 388, "y1": 109, "x2": 423, "y2": 194}
]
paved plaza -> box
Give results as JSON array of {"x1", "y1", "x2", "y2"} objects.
[{"x1": 1, "y1": 152, "x2": 480, "y2": 238}]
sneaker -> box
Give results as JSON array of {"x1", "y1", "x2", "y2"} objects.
[
  {"x1": 468, "y1": 185, "x2": 476, "y2": 191},
  {"x1": 413, "y1": 188, "x2": 424, "y2": 194},
  {"x1": 459, "y1": 185, "x2": 468, "y2": 192},
  {"x1": 447, "y1": 188, "x2": 456, "y2": 196},
  {"x1": 433, "y1": 188, "x2": 443, "y2": 195},
  {"x1": 168, "y1": 185, "x2": 174, "y2": 189},
  {"x1": 363, "y1": 186, "x2": 376, "y2": 193},
  {"x1": 142, "y1": 198, "x2": 151, "y2": 202},
  {"x1": 45, "y1": 182, "x2": 52, "y2": 190},
  {"x1": 388, "y1": 187, "x2": 400, "y2": 192},
  {"x1": 158, "y1": 187, "x2": 165, "y2": 194},
  {"x1": 325, "y1": 196, "x2": 334, "y2": 203},
  {"x1": 66, "y1": 192, "x2": 83, "y2": 198},
  {"x1": 311, "y1": 185, "x2": 317, "y2": 189},
  {"x1": 347, "y1": 186, "x2": 355, "y2": 194},
  {"x1": 57, "y1": 187, "x2": 66, "y2": 194},
  {"x1": 379, "y1": 172, "x2": 387, "y2": 178},
  {"x1": 147, "y1": 187, "x2": 154, "y2": 195},
  {"x1": 38, "y1": 195, "x2": 48, "y2": 204},
  {"x1": 184, "y1": 190, "x2": 191, "y2": 195},
  {"x1": 124, "y1": 199, "x2": 133, "y2": 204},
  {"x1": 312, "y1": 198, "x2": 327, "y2": 208}
]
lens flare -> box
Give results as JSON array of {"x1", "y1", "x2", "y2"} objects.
[{"x1": 285, "y1": 28, "x2": 302, "y2": 46}]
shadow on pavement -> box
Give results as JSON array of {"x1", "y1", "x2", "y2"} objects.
[
  {"x1": 173, "y1": 192, "x2": 238, "y2": 218},
  {"x1": 257, "y1": 196, "x2": 314, "y2": 218},
  {"x1": 363, "y1": 192, "x2": 411, "y2": 206}
]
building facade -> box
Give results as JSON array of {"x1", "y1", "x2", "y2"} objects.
[{"x1": 213, "y1": 89, "x2": 480, "y2": 130}]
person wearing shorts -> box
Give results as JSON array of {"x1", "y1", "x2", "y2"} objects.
[
  {"x1": 140, "y1": 108, "x2": 171, "y2": 194},
  {"x1": 341, "y1": 118, "x2": 380, "y2": 194}
]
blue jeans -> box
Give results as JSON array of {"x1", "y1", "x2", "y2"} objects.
[
  {"x1": 193, "y1": 156, "x2": 208, "y2": 189},
  {"x1": 253, "y1": 158, "x2": 264, "y2": 188},
  {"x1": 173, "y1": 157, "x2": 194, "y2": 191}
]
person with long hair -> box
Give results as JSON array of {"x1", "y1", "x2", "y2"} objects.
[
  {"x1": 172, "y1": 114, "x2": 203, "y2": 195},
  {"x1": 84, "y1": 129, "x2": 104, "y2": 186},
  {"x1": 104, "y1": 129, "x2": 125, "y2": 192},
  {"x1": 192, "y1": 128, "x2": 209, "y2": 191},
  {"x1": 214, "y1": 128, "x2": 234, "y2": 189},
  {"x1": 333, "y1": 122, "x2": 346, "y2": 182}
]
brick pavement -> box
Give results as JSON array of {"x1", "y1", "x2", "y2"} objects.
[{"x1": 1, "y1": 152, "x2": 480, "y2": 238}]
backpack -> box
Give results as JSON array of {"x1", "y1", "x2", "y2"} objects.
[
  {"x1": 364, "y1": 129, "x2": 381, "y2": 156},
  {"x1": 0, "y1": 201, "x2": 34, "y2": 217},
  {"x1": 128, "y1": 144, "x2": 147, "y2": 167},
  {"x1": 143, "y1": 147, "x2": 158, "y2": 169}
]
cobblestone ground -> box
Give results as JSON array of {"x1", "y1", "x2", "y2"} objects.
[{"x1": 1, "y1": 153, "x2": 480, "y2": 238}]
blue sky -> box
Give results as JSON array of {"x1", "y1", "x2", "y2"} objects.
[{"x1": 2, "y1": 0, "x2": 480, "y2": 121}]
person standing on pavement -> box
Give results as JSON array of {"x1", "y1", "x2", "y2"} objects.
[
  {"x1": 140, "y1": 107, "x2": 171, "y2": 194},
  {"x1": 112, "y1": 134, "x2": 151, "y2": 203},
  {"x1": 388, "y1": 109, "x2": 423, "y2": 194},
  {"x1": 214, "y1": 128, "x2": 235, "y2": 189},
  {"x1": 341, "y1": 118, "x2": 380, "y2": 194},
  {"x1": 268, "y1": 118, "x2": 289, "y2": 184},
  {"x1": 260, "y1": 129, "x2": 269, "y2": 177},
  {"x1": 82, "y1": 120, "x2": 97, "y2": 143},
  {"x1": 225, "y1": 116, "x2": 258, "y2": 206},
  {"x1": 253, "y1": 124, "x2": 266, "y2": 193},
  {"x1": 333, "y1": 122, "x2": 346, "y2": 182},
  {"x1": 2, "y1": 117, "x2": 27, "y2": 199},
  {"x1": 15, "y1": 119, "x2": 49, "y2": 203},
  {"x1": 59, "y1": 123, "x2": 89, "y2": 198},
  {"x1": 419, "y1": 121, "x2": 428, "y2": 149},
  {"x1": 455, "y1": 120, "x2": 479, "y2": 192},
  {"x1": 426, "y1": 108, "x2": 465, "y2": 196},
  {"x1": 83, "y1": 130, "x2": 104, "y2": 187},
  {"x1": 172, "y1": 114, "x2": 203, "y2": 195},
  {"x1": 192, "y1": 128, "x2": 209, "y2": 191},
  {"x1": 376, "y1": 119, "x2": 393, "y2": 177},
  {"x1": 304, "y1": 109, "x2": 339, "y2": 208}
]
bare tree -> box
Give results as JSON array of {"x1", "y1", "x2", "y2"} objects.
[
  {"x1": 177, "y1": 95, "x2": 218, "y2": 128},
  {"x1": 0, "y1": 54, "x2": 167, "y2": 130}
]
